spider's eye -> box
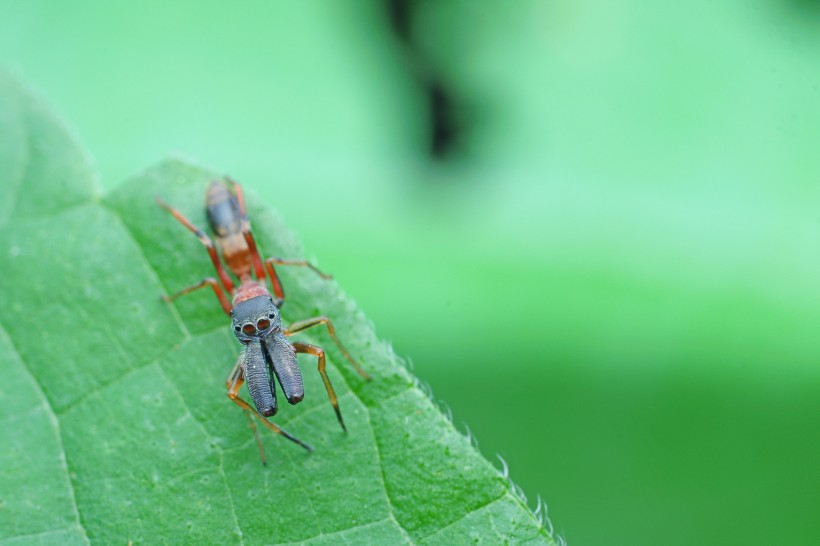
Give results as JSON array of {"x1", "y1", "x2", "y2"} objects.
[
  {"x1": 256, "y1": 318, "x2": 270, "y2": 330},
  {"x1": 268, "y1": 313, "x2": 275, "y2": 319},
  {"x1": 234, "y1": 326, "x2": 241, "y2": 332},
  {"x1": 242, "y1": 324, "x2": 256, "y2": 335}
]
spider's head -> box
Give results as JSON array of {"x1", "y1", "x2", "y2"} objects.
[{"x1": 230, "y1": 295, "x2": 281, "y2": 344}]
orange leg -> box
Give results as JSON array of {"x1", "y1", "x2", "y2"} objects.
[
  {"x1": 242, "y1": 411, "x2": 266, "y2": 465},
  {"x1": 225, "y1": 357, "x2": 242, "y2": 389},
  {"x1": 226, "y1": 178, "x2": 332, "y2": 304},
  {"x1": 292, "y1": 342, "x2": 346, "y2": 432},
  {"x1": 227, "y1": 179, "x2": 267, "y2": 282},
  {"x1": 163, "y1": 277, "x2": 232, "y2": 315},
  {"x1": 227, "y1": 365, "x2": 313, "y2": 454},
  {"x1": 285, "y1": 317, "x2": 370, "y2": 380},
  {"x1": 156, "y1": 197, "x2": 235, "y2": 293},
  {"x1": 264, "y1": 258, "x2": 286, "y2": 306},
  {"x1": 267, "y1": 258, "x2": 332, "y2": 279},
  {"x1": 226, "y1": 358, "x2": 266, "y2": 464},
  {"x1": 263, "y1": 257, "x2": 333, "y2": 308}
]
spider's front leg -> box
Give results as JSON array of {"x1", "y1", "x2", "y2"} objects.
[{"x1": 285, "y1": 317, "x2": 370, "y2": 380}]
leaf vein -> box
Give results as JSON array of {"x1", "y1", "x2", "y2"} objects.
[
  {"x1": 154, "y1": 365, "x2": 245, "y2": 546},
  {"x1": 0, "y1": 94, "x2": 28, "y2": 228},
  {"x1": 418, "y1": 493, "x2": 507, "y2": 542},
  {"x1": 345, "y1": 378, "x2": 414, "y2": 543},
  {"x1": 276, "y1": 517, "x2": 394, "y2": 546},
  {"x1": 0, "y1": 525, "x2": 85, "y2": 545},
  {"x1": 55, "y1": 341, "x2": 187, "y2": 417},
  {"x1": 0, "y1": 324, "x2": 90, "y2": 545},
  {"x1": 100, "y1": 200, "x2": 193, "y2": 340}
]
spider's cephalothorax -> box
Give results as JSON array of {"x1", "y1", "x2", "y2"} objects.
[
  {"x1": 231, "y1": 295, "x2": 282, "y2": 342},
  {"x1": 232, "y1": 296, "x2": 304, "y2": 417}
]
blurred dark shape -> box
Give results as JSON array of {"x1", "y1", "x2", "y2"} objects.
[
  {"x1": 385, "y1": 0, "x2": 462, "y2": 160},
  {"x1": 385, "y1": 0, "x2": 412, "y2": 42},
  {"x1": 428, "y1": 80, "x2": 459, "y2": 158}
]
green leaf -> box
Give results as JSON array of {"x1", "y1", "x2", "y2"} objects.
[{"x1": 0, "y1": 73, "x2": 557, "y2": 545}]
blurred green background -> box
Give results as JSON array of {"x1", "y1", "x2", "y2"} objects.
[{"x1": 2, "y1": 1, "x2": 820, "y2": 544}]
